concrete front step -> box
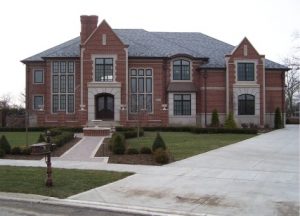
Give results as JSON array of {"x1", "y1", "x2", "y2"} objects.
[{"x1": 87, "y1": 120, "x2": 120, "y2": 128}]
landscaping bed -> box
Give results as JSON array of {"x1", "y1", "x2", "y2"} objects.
[
  {"x1": 3, "y1": 138, "x2": 81, "y2": 160},
  {"x1": 95, "y1": 131, "x2": 255, "y2": 166}
]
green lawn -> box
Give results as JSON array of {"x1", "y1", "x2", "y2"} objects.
[
  {"x1": 0, "y1": 132, "x2": 41, "y2": 147},
  {"x1": 0, "y1": 166, "x2": 132, "y2": 198},
  {"x1": 127, "y1": 132, "x2": 255, "y2": 160}
]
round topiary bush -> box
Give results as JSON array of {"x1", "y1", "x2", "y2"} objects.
[
  {"x1": 152, "y1": 132, "x2": 166, "y2": 152},
  {"x1": 0, "y1": 135, "x2": 11, "y2": 154},
  {"x1": 112, "y1": 134, "x2": 126, "y2": 155},
  {"x1": 11, "y1": 146, "x2": 22, "y2": 155},
  {"x1": 140, "y1": 146, "x2": 152, "y2": 154},
  {"x1": 127, "y1": 148, "x2": 139, "y2": 155},
  {"x1": 0, "y1": 148, "x2": 5, "y2": 158},
  {"x1": 154, "y1": 148, "x2": 169, "y2": 164}
]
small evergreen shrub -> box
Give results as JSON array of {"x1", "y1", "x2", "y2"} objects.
[
  {"x1": 224, "y1": 112, "x2": 237, "y2": 129},
  {"x1": 11, "y1": 146, "x2": 22, "y2": 155},
  {"x1": 152, "y1": 132, "x2": 166, "y2": 152},
  {"x1": 0, "y1": 148, "x2": 5, "y2": 158},
  {"x1": 37, "y1": 134, "x2": 45, "y2": 143},
  {"x1": 210, "y1": 109, "x2": 220, "y2": 127},
  {"x1": 109, "y1": 133, "x2": 125, "y2": 151},
  {"x1": 127, "y1": 148, "x2": 139, "y2": 155},
  {"x1": 0, "y1": 135, "x2": 11, "y2": 154},
  {"x1": 154, "y1": 148, "x2": 169, "y2": 164},
  {"x1": 140, "y1": 146, "x2": 152, "y2": 154},
  {"x1": 274, "y1": 107, "x2": 283, "y2": 129},
  {"x1": 112, "y1": 134, "x2": 126, "y2": 155}
]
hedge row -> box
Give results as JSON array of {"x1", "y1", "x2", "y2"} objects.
[
  {"x1": 139, "y1": 126, "x2": 258, "y2": 134},
  {"x1": 0, "y1": 127, "x2": 83, "y2": 133},
  {"x1": 115, "y1": 127, "x2": 144, "y2": 138},
  {"x1": 51, "y1": 131, "x2": 74, "y2": 147}
]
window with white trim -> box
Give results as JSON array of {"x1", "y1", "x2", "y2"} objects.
[
  {"x1": 173, "y1": 59, "x2": 190, "y2": 80},
  {"x1": 33, "y1": 69, "x2": 44, "y2": 84},
  {"x1": 237, "y1": 63, "x2": 254, "y2": 81},
  {"x1": 130, "y1": 68, "x2": 153, "y2": 113},
  {"x1": 95, "y1": 58, "x2": 113, "y2": 81},
  {"x1": 52, "y1": 61, "x2": 75, "y2": 113},
  {"x1": 238, "y1": 94, "x2": 255, "y2": 115},
  {"x1": 174, "y1": 94, "x2": 191, "y2": 115},
  {"x1": 33, "y1": 95, "x2": 44, "y2": 110}
]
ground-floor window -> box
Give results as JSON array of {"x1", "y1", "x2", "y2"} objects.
[
  {"x1": 52, "y1": 61, "x2": 75, "y2": 113},
  {"x1": 130, "y1": 68, "x2": 152, "y2": 113},
  {"x1": 238, "y1": 94, "x2": 255, "y2": 115},
  {"x1": 174, "y1": 94, "x2": 191, "y2": 115},
  {"x1": 33, "y1": 95, "x2": 44, "y2": 110}
]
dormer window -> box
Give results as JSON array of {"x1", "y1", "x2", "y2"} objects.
[
  {"x1": 173, "y1": 59, "x2": 190, "y2": 80},
  {"x1": 237, "y1": 63, "x2": 254, "y2": 81},
  {"x1": 95, "y1": 58, "x2": 113, "y2": 82}
]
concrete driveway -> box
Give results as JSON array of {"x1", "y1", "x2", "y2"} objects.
[{"x1": 69, "y1": 125, "x2": 299, "y2": 216}]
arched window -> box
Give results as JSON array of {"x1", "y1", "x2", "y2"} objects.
[
  {"x1": 238, "y1": 94, "x2": 255, "y2": 115},
  {"x1": 173, "y1": 59, "x2": 190, "y2": 80}
]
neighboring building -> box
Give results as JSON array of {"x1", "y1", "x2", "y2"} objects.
[{"x1": 22, "y1": 15, "x2": 288, "y2": 128}]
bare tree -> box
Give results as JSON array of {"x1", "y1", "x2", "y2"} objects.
[
  {"x1": 0, "y1": 94, "x2": 12, "y2": 127},
  {"x1": 283, "y1": 57, "x2": 300, "y2": 117}
]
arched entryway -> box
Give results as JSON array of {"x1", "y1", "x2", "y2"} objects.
[{"x1": 95, "y1": 93, "x2": 114, "y2": 120}]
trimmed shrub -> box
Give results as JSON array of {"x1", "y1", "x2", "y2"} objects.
[
  {"x1": 224, "y1": 112, "x2": 237, "y2": 129},
  {"x1": 48, "y1": 128, "x2": 62, "y2": 136},
  {"x1": 0, "y1": 148, "x2": 5, "y2": 158},
  {"x1": 154, "y1": 148, "x2": 169, "y2": 164},
  {"x1": 0, "y1": 135, "x2": 11, "y2": 154},
  {"x1": 109, "y1": 133, "x2": 125, "y2": 151},
  {"x1": 274, "y1": 107, "x2": 283, "y2": 129},
  {"x1": 21, "y1": 147, "x2": 31, "y2": 155},
  {"x1": 11, "y1": 146, "x2": 22, "y2": 155},
  {"x1": 37, "y1": 134, "x2": 45, "y2": 143},
  {"x1": 112, "y1": 134, "x2": 126, "y2": 155},
  {"x1": 286, "y1": 117, "x2": 300, "y2": 124},
  {"x1": 127, "y1": 148, "x2": 139, "y2": 155},
  {"x1": 210, "y1": 109, "x2": 220, "y2": 127},
  {"x1": 140, "y1": 146, "x2": 152, "y2": 154},
  {"x1": 51, "y1": 131, "x2": 74, "y2": 147},
  {"x1": 152, "y1": 132, "x2": 166, "y2": 152}
]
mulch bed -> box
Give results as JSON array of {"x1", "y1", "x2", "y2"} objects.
[
  {"x1": 95, "y1": 138, "x2": 161, "y2": 166},
  {"x1": 3, "y1": 138, "x2": 81, "y2": 160}
]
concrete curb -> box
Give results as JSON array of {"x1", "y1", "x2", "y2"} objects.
[{"x1": 0, "y1": 192, "x2": 214, "y2": 216}]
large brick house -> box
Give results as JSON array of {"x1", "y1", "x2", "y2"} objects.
[{"x1": 22, "y1": 15, "x2": 288, "y2": 128}]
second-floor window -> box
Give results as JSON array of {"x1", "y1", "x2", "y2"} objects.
[
  {"x1": 34, "y1": 70, "x2": 44, "y2": 84},
  {"x1": 173, "y1": 59, "x2": 190, "y2": 80},
  {"x1": 237, "y1": 63, "x2": 254, "y2": 81},
  {"x1": 95, "y1": 58, "x2": 113, "y2": 82}
]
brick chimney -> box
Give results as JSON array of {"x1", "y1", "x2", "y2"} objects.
[{"x1": 80, "y1": 15, "x2": 98, "y2": 44}]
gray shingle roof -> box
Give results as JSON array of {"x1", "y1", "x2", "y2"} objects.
[{"x1": 22, "y1": 29, "x2": 287, "y2": 69}]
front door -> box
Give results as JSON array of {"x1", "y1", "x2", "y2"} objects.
[{"x1": 95, "y1": 93, "x2": 114, "y2": 120}]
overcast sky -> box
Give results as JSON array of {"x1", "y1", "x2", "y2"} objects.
[{"x1": 0, "y1": 0, "x2": 299, "y2": 105}]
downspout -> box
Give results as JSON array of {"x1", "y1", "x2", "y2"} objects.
[
  {"x1": 262, "y1": 57, "x2": 266, "y2": 127},
  {"x1": 204, "y1": 69, "x2": 208, "y2": 127},
  {"x1": 125, "y1": 47, "x2": 128, "y2": 121},
  {"x1": 225, "y1": 57, "x2": 229, "y2": 115},
  {"x1": 80, "y1": 46, "x2": 85, "y2": 110},
  {"x1": 281, "y1": 71, "x2": 286, "y2": 127}
]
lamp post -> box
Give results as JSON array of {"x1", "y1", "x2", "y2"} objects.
[
  {"x1": 45, "y1": 130, "x2": 53, "y2": 187},
  {"x1": 31, "y1": 130, "x2": 54, "y2": 187}
]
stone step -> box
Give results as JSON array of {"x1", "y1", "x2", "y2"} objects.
[{"x1": 87, "y1": 120, "x2": 121, "y2": 128}]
